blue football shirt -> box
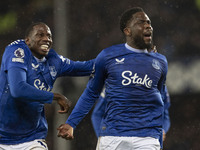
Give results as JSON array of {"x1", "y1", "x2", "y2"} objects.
[
  {"x1": 66, "y1": 43, "x2": 168, "y2": 140},
  {"x1": 0, "y1": 39, "x2": 94, "y2": 144}
]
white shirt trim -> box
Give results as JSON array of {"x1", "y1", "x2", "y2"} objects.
[
  {"x1": 34, "y1": 56, "x2": 46, "y2": 63},
  {"x1": 125, "y1": 43, "x2": 148, "y2": 53}
]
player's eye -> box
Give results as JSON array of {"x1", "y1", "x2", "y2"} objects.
[{"x1": 36, "y1": 33, "x2": 44, "y2": 37}]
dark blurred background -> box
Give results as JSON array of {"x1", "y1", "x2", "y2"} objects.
[{"x1": 0, "y1": 0, "x2": 200, "y2": 150}]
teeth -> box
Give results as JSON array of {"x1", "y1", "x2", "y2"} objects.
[{"x1": 41, "y1": 45, "x2": 48, "y2": 50}]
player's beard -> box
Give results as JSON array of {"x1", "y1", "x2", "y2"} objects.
[{"x1": 134, "y1": 35, "x2": 153, "y2": 50}]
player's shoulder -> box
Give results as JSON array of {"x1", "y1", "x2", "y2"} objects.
[
  {"x1": 47, "y1": 49, "x2": 66, "y2": 62},
  {"x1": 5, "y1": 39, "x2": 31, "y2": 57},
  {"x1": 7, "y1": 39, "x2": 26, "y2": 48},
  {"x1": 96, "y1": 43, "x2": 126, "y2": 64},
  {"x1": 100, "y1": 43, "x2": 125, "y2": 57},
  {"x1": 47, "y1": 49, "x2": 70, "y2": 65},
  {"x1": 149, "y1": 51, "x2": 168, "y2": 63},
  {"x1": 103, "y1": 43, "x2": 125, "y2": 52}
]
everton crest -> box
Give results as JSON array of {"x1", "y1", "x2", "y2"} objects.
[
  {"x1": 152, "y1": 59, "x2": 160, "y2": 70},
  {"x1": 49, "y1": 66, "x2": 57, "y2": 79}
]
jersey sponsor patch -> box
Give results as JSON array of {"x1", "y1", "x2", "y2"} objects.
[
  {"x1": 34, "y1": 79, "x2": 51, "y2": 91},
  {"x1": 121, "y1": 71, "x2": 153, "y2": 88},
  {"x1": 12, "y1": 58, "x2": 24, "y2": 63},
  {"x1": 12, "y1": 48, "x2": 25, "y2": 63},
  {"x1": 14, "y1": 48, "x2": 25, "y2": 58}
]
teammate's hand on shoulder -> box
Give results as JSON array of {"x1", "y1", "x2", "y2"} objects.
[
  {"x1": 57, "y1": 123, "x2": 74, "y2": 140},
  {"x1": 53, "y1": 93, "x2": 72, "y2": 113}
]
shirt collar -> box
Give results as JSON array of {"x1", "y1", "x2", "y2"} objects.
[
  {"x1": 34, "y1": 56, "x2": 46, "y2": 63},
  {"x1": 125, "y1": 43, "x2": 148, "y2": 53}
]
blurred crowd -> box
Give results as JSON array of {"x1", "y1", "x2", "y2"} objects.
[
  {"x1": 66, "y1": 0, "x2": 200, "y2": 62},
  {"x1": 0, "y1": 0, "x2": 200, "y2": 62}
]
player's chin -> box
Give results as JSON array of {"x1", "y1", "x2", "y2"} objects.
[
  {"x1": 144, "y1": 38, "x2": 151, "y2": 43},
  {"x1": 144, "y1": 41, "x2": 152, "y2": 49},
  {"x1": 40, "y1": 50, "x2": 49, "y2": 57}
]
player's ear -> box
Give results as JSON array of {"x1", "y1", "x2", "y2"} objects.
[
  {"x1": 123, "y1": 27, "x2": 131, "y2": 36},
  {"x1": 25, "y1": 37, "x2": 30, "y2": 46}
]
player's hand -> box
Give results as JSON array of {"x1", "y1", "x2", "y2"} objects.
[
  {"x1": 152, "y1": 45, "x2": 157, "y2": 52},
  {"x1": 57, "y1": 124, "x2": 74, "y2": 140},
  {"x1": 53, "y1": 93, "x2": 72, "y2": 114},
  {"x1": 163, "y1": 130, "x2": 166, "y2": 141},
  {"x1": 148, "y1": 45, "x2": 157, "y2": 53}
]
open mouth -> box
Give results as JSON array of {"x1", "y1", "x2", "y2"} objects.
[
  {"x1": 40, "y1": 44, "x2": 49, "y2": 51},
  {"x1": 144, "y1": 33, "x2": 152, "y2": 40}
]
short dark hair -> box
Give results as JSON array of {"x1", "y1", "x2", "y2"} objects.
[
  {"x1": 119, "y1": 7, "x2": 144, "y2": 33},
  {"x1": 25, "y1": 22, "x2": 47, "y2": 38}
]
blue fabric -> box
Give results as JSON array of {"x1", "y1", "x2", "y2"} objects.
[
  {"x1": 0, "y1": 39, "x2": 94, "y2": 144},
  {"x1": 66, "y1": 43, "x2": 168, "y2": 141},
  {"x1": 92, "y1": 90, "x2": 170, "y2": 136},
  {"x1": 8, "y1": 67, "x2": 53, "y2": 103},
  {"x1": 91, "y1": 94, "x2": 106, "y2": 137},
  {"x1": 162, "y1": 86, "x2": 171, "y2": 133},
  {"x1": 92, "y1": 87, "x2": 170, "y2": 149}
]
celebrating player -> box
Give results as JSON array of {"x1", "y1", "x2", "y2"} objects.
[
  {"x1": 58, "y1": 7, "x2": 168, "y2": 150},
  {"x1": 0, "y1": 22, "x2": 94, "y2": 149},
  {"x1": 91, "y1": 48, "x2": 171, "y2": 146}
]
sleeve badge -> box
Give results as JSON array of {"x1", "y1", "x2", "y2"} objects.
[
  {"x1": 14, "y1": 48, "x2": 25, "y2": 58},
  {"x1": 12, "y1": 48, "x2": 25, "y2": 63}
]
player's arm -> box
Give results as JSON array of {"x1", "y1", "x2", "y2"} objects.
[
  {"x1": 57, "y1": 51, "x2": 106, "y2": 140},
  {"x1": 157, "y1": 61, "x2": 170, "y2": 134},
  {"x1": 67, "y1": 59, "x2": 95, "y2": 76},
  {"x1": 58, "y1": 54, "x2": 95, "y2": 77},
  {"x1": 157, "y1": 58, "x2": 170, "y2": 143},
  {"x1": 162, "y1": 86, "x2": 171, "y2": 141},
  {"x1": 8, "y1": 67, "x2": 71, "y2": 113},
  {"x1": 163, "y1": 86, "x2": 171, "y2": 132},
  {"x1": 91, "y1": 92, "x2": 107, "y2": 137},
  {"x1": 162, "y1": 107, "x2": 170, "y2": 141}
]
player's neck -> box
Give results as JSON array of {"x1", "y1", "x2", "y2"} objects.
[{"x1": 34, "y1": 56, "x2": 46, "y2": 63}]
